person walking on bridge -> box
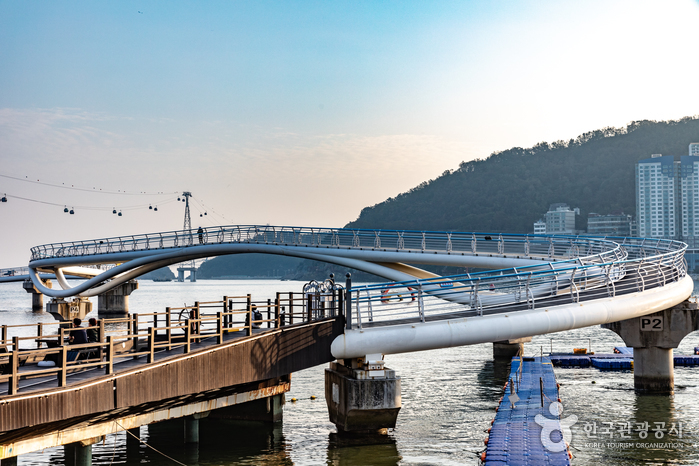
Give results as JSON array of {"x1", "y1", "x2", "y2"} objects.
[{"x1": 198, "y1": 226, "x2": 204, "y2": 244}]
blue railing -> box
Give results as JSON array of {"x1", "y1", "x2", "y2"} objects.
[
  {"x1": 30, "y1": 225, "x2": 625, "y2": 264},
  {"x1": 346, "y1": 237, "x2": 687, "y2": 328}
]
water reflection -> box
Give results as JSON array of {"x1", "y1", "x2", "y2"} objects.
[
  {"x1": 327, "y1": 432, "x2": 401, "y2": 465},
  {"x1": 474, "y1": 358, "x2": 512, "y2": 402},
  {"x1": 135, "y1": 418, "x2": 290, "y2": 465}
]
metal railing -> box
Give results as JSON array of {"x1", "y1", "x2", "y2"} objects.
[
  {"x1": 345, "y1": 237, "x2": 688, "y2": 329},
  {"x1": 0, "y1": 288, "x2": 344, "y2": 396},
  {"x1": 29, "y1": 225, "x2": 625, "y2": 264}
]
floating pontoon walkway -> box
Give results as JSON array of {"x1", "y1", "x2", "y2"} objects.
[
  {"x1": 482, "y1": 357, "x2": 571, "y2": 466},
  {"x1": 550, "y1": 347, "x2": 699, "y2": 369}
]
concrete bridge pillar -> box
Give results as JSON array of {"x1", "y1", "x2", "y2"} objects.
[
  {"x1": 64, "y1": 436, "x2": 101, "y2": 466},
  {"x1": 602, "y1": 300, "x2": 699, "y2": 395},
  {"x1": 184, "y1": 411, "x2": 209, "y2": 444},
  {"x1": 98, "y1": 281, "x2": 138, "y2": 316},
  {"x1": 325, "y1": 355, "x2": 401, "y2": 434},
  {"x1": 493, "y1": 336, "x2": 532, "y2": 359},
  {"x1": 23, "y1": 278, "x2": 51, "y2": 311},
  {"x1": 47, "y1": 297, "x2": 92, "y2": 322}
]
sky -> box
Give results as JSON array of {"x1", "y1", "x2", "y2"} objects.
[{"x1": 1, "y1": 0, "x2": 699, "y2": 266}]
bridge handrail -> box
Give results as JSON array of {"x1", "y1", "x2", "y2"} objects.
[
  {"x1": 346, "y1": 239, "x2": 687, "y2": 329},
  {"x1": 29, "y1": 225, "x2": 631, "y2": 265}
]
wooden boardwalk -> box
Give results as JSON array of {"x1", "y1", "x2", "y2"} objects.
[{"x1": 0, "y1": 292, "x2": 345, "y2": 459}]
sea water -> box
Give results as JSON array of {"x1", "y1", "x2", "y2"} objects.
[{"x1": 2, "y1": 279, "x2": 699, "y2": 465}]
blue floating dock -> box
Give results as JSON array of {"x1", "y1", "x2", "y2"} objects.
[
  {"x1": 591, "y1": 357, "x2": 633, "y2": 370},
  {"x1": 483, "y1": 357, "x2": 571, "y2": 465},
  {"x1": 674, "y1": 355, "x2": 699, "y2": 366},
  {"x1": 550, "y1": 347, "x2": 699, "y2": 370}
]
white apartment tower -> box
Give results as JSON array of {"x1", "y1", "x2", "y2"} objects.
[{"x1": 635, "y1": 145, "x2": 699, "y2": 241}]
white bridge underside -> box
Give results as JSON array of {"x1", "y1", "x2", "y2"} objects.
[{"x1": 332, "y1": 274, "x2": 694, "y2": 358}]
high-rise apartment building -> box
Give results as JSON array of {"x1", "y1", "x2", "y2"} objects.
[
  {"x1": 635, "y1": 145, "x2": 699, "y2": 243},
  {"x1": 635, "y1": 154, "x2": 676, "y2": 238}
]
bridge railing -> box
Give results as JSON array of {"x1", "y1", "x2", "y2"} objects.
[
  {"x1": 29, "y1": 225, "x2": 626, "y2": 264},
  {"x1": 346, "y1": 240, "x2": 687, "y2": 329},
  {"x1": 0, "y1": 288, "x2": 344, "y2": 396},
  {"x1": 0, "y1": 266, "x2": 29, "y2": 278}
]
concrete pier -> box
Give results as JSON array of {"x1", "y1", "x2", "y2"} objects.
[
  {"x1": 47, "y1": 297, "x2": 92, "y2": 322},
  {"x1": 64, "y1": 437, "x2": 101, "y2": 466},
  {"x1": 184, "y1": 416, "x2": 200, "y2": 444},
  {"x1": 493, "y1": 336, "x2": 532, "y2": 359},
  {"x1": 603, "y1": 300, "x2": 699, "y2": 394},
  {"x1": 177, "y1": 267, "x2": 197, "y2": 282},
  {"x1": 325, "y1": 356, "x2": 401, "y2": 434},
  {"x1": 97, "y1": 281, "x2": 138, "y2": 316},
  {"x1": 23, "y1": 278, "x2": 51, "y2": 311}
]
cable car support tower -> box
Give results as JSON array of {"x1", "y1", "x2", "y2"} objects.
[{"x1": 176, "y1": 191, "x2": 197, "y2": 282}]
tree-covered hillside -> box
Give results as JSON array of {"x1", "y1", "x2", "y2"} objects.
[
  {"x1": 197, "y1": 254, "x2": 303, "y2": 279},
  {"x1": 347, "y1": 117, "x2": 699, "y2": 232}
]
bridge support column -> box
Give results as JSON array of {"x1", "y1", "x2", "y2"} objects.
[
  {"x1": 493, "y1": 336, "x2": 532, "y2": 359},
  {"x1": 47, "y1": 297, "x2": 92, "y2": 322},
  {"x1": 98, "y1": 281, "x2": 138, "y2": 316},
  {"x1": 602, "y1": 301, "x2": 699, "y2": 395},
  {"x1": 23, "y1": 278, "x2": 51, "y2": 311},
  {"x1": 325, "y1": 356, "x2": 401, "y2": 434},
  {"x1": 184, "y1": 412, "x2": 209, "y2": 444},
  {"x1": 64, "y1": 436, "x2": 102, "y2": 466}
]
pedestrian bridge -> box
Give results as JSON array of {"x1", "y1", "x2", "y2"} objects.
[
  {"x1": 1, "y1": 225, "x2": 694, "y2": 462},
  {"x1": 23, "y1": 225, "x2": 694, "y2": 358}
]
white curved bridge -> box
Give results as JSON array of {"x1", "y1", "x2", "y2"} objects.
[{"x1": 26, "y1": 225, "x2": 693, "y2": 358}]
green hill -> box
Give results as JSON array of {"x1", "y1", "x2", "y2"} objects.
[
  {"x1": 346, "y1": 117, "x2": 699, "y2": 233},
  {"x1": 197, "y1": 254, "x2": 303, "y2": 279}
]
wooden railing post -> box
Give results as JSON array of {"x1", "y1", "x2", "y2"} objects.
[
  {"x1": 36, "y1": 323, "x2": 43, "y2": 349},
  {"x1": 148, "y1": 327, "x2": 155, "y2": 363},
  {"x1": 106, "y1": 336, "x2": 114, "y2": 375},
  {"x1": 9, "y1": 336, "x2": 19, "y2": 395},
  {"x1": 153, "y1": 311, "x2": 158, "y2": 339},
  {"x1": 2, "y1": 325, "x2": 7, "y2": 344},
  {"x1": 184, "y1": 320, "x2": 191, "y2": 353},
  {"x1": 58, "y1": 345, "x2": 67, "y2": 387},
  {"x1": 289, "y1": 292, "x2": 294, "y2": 325},
  {"x1": 216, "y1": 311, "x2": 223, "y2": 344},
  {"x1": 275, "y1": 294, "x2": 280, "y2": 328},
  {"x1": 246, "y1": 303, "x2": 253, "y2": 337},
  {"x1": 222, "y1": 296, "x2": 228, "y2": 328},
  {"x1": 165, "y1": 307, "x2": 172, "y2": 347},
  {"x1": 267, "y1": 299, "x2": 272, "y2": 329},
  {"x1": 131, "y1": 313, "x2": 139, "y2": 359},
  {"x1": 98, "y1": 319, "x2": 105, "y2": 362},
  {"x1": 194, "y1": 302, "x2": 200, "y2": 340}
]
